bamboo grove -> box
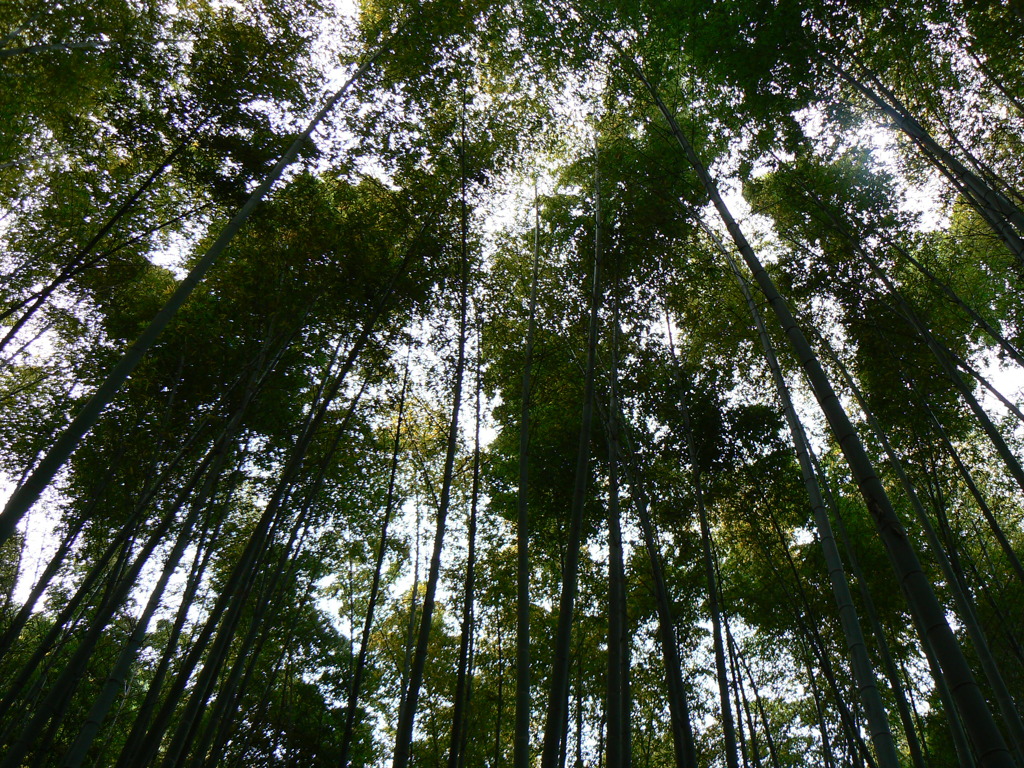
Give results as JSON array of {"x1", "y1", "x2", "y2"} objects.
[{"x1": 1, "y1": 0, "x2": 1023, "y2": 766}]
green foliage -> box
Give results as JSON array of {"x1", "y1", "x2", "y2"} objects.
[{"x1": 1, "y1": 1, "x2": 1022, "y2": 767}]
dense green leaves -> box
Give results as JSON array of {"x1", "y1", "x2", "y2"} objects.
[{"x1": 1, "y1": 1, "x2": 1022, "y2": 766}]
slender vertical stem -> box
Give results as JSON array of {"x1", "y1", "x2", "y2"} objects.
[
  {"x1": 448, "y1": 314, "x2": 483, "y2": 768},
  {"x1": 514, "y1": 181, "x2": 542, "y2": 768},
  {"x1": 540, "y1": 130, "x2": 603, "y2": 768},
  {"x1": 635, "y1": 63, "x2": 1015, "y2": 768},
  {"x1": 716, "y1": 238, "x2": 900, "y2": 768},
  {"x1": 339, "y1": 354, "x2": 411, "y2": 767},
  {"x1": 606, "y1": 258, "x2": 631, "y2": 768},
  {"x1": 0, "y1": 42, "x2": 391, "y2": 547},
  {"x1": 665, "y1": 314, "x2": 739, "y2": 768},
  {"x1": 392, "y1": 120, "x2": 471, "y2": 768}
]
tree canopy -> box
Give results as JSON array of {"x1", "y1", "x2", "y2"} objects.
[{"x1": 1, "y1": 1, "x2": 1023, "y2": 767}]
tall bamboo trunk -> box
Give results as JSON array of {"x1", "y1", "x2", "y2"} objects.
[
  {"x1": 733, "y1": 634, "x2": 784, "y2": 768},
  {"x1": 812, "y1": 453, "x2": 929, "y2": 768},
  {"x1": 616, "y1": 437, "x2": 698, "y2": 768},
  {"x1": 665, "y1": 316, "x2": 739, "y2": 768},
  {"x1": 723, "y1": 617, "x2": 761, "y2": 768},
  {"x1": 159, "y1": 376, "x2": 370, "y2": 768},
  {"x1": 496, "y1": 628, "x2": 506, "y2": 768},
  {"x1": 184, "y1": 520, "x2": 317, "y2": 768},
  {"x1": 539, "y1": 133, "x2": 604, "y2": 768},
  {"x1": 448, "y1": 322, "x2": 483, "y2": 768},
  {"x1": 114, "y1": 512, "x2": 224, "y2": 768},
  {"x1": 58, "y1": 499, "x2": 221, "y2": 768},
  {"x1": 514, "y1": 185, "x2": 542, "y2": 768},
  {"x1": 0, "y1": 419, "x2": 244, "y2": 766},
  {"x1": 339, "y1": 357, "x2": 410, "y2": 767},
  {"x1": 754, "y1": 509, "x2": 879, "y2": 768},
  {"x1": 606, "y1": 297, "x2": 631, "y2": 768},
  {"x1": 391, "y1": 157, "x2": 471, "y2": 768},
  {"x1": 718, "y1": 241, "x2": 901, "y2": 768},
  {"x1": 823, "y1": 339, "x2": 1024, "y2": 762},
  {"x1": 0, "y1": 40, "x2": 391, "y2": 547},
  {"x1": 116, "y1": 326, "x2": 375, "y2": 768},
  {"x1": 635, "y1": 64, "x2": 1016, "y2": 768}
]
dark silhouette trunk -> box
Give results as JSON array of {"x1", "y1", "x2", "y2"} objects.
[
  {"x1": 0, "y1": 435, "x2": 235, "y2": 767},
  {"x1": 0, "y1": 40, "x2": 391, "y2": 547},
  {"x1": 540, "y1": 133, "x2": 603, "y2": 768},
  {"x1": 616, "y1": 438, "x2": 698, "y2": 768},
  {"x1": 756, "y1": 510, "x2": 879, "y2": 768},
  {"x1": 115, "y1": 311, "x2": 387, "y2": 768},
  {"x1": 514, "y1": 184, "x2": 541, "y2": 768},
  {"x1": 391, "y1": 149, "x2": 471, "y2": 768},
  {"x1": 448, "y1": 326, "x2": 483, "y2": 768},
  {"x1": 812, "y1": 454, "x2": 929, "y2": 768},
  {"x1": 338, "y1": 356, "x2": 410, "y2": 767},
  {"x1": 665, "y1": 316, "x2": 740, "y2": 768},
  {"x1": 186, "y1": 523, "x2": 318, "y2": 768},
  {"x1": 724, "y1": 618, "x2": 761, "y2": 768},
  {"x1": 159, "y1": 376, "x2": 369, "y2": 768},
  {"x1": 635, "y1": 64, "x2": 1016, "y2": 768},
  {"x1": 494, "y1": 626, "x2": 506, "y2": 768},
  {"x1": 729, "y1": 628, "x2": 783, "y2": 768},
  {"x1": 719, "y1": 241, "x2": 901, "y2": 768},
  {"x1": 822, "y1": 335, "x2": 1024, "y2": 761},
  {"x1": 605, "y1": 286, "x2": 631, "y2": 768},
  {"x1": 114, "y1": 512, "x2": 224, "y2": 768}
]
